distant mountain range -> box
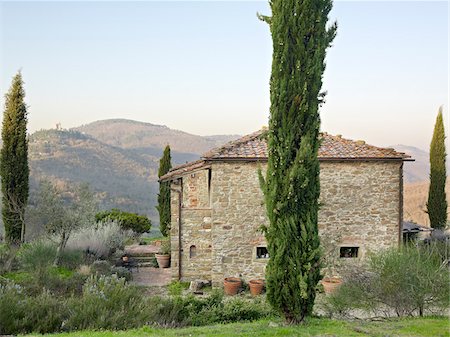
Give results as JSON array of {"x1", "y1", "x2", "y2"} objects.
[
  {"x1": 0, "y1": 118, "x2": 438, "y2": 230},
  {"x1": 391, "y1": 145, "x2": 430, "y2": 183},
  {"x1": 25, "y1": 119, "x2": 240, "y2": 225},
  {"x1": 73, "y1": 119, "x2": 240, "y2": 154}
]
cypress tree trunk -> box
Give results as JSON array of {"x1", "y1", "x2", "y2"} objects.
[
  {"x1": 157, "y1": 145, "x2": 172, "y2": 237},
  {"x1": 427, "y1": 107, "x2": 447, "y2": 229},
  {"x1": 1, "y1": 72, "x2": 29, "y2": 244},
  {"x1": 260, "y1": 0, "x2": 336, "y2": 323}
]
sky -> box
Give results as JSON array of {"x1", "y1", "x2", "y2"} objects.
[{"x1": 0, "y1": 1, "x2": 448, "y2": 152}]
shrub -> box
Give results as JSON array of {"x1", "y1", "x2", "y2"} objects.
[
  {"x1": 110, "y1": 266, "x2": 132, "y2": 282},
  {"x1": 0, "y1": 281, "x2": 25, "y2": 334},
  {"x1": 90, "y1": 260, "x2": 112, "y2": 276},
  {"x1": 59, "y1": 249, "x2": 85, "y2": 270},
  {"x1": 325, "y1": 245, "x2": 450, "y2": 317},
  {"x1": 17, "y1": 240, "x2": 57, "y2": 272},
  {"x1": 65, "y1": 274, "x2": 148, "y2": 330},
  {"x1": 66, "y1": 221, "x2": 127, "y2": 259},
  {"x1": 0, "y1": 244, "x2": 18, "y2": 274},
  {"x1": 21, "y1": 290, "x2": 67, "y2": 333},
  {"x1": 95, "y1": 209, "x2": 151, "y2": 234},
  {"x1": 167, "y1": 281, "x2": 189, "y2": 296},
  {"x1": 146, "y1": 289, "x2": 275, "y2": 327},
  {"x1": 0, "y1": 281, "x2": 67, "y2": 334}
]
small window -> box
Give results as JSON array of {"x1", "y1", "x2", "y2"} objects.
[
  {"x1": 340, "y1": 247, "x2": 359, "y2": 258},
  {"x1": 189, "y1": 245, "x2": 197, "y2": 258},
  {"x1": 256, "y1": 247, "x2": 269, "y2": 259}
]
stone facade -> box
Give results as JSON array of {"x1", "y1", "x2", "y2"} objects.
[{"x1": 170, "y1": 159, "x2": 403, "y2": 286}]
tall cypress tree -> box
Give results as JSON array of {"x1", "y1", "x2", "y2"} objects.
[
  {"x1": 259, "y1": 0, "x2": 336, "y2": 323},
  {"x1": 427, "y1": 107, "x2": 447, "y2": 229},
  {"x1": 1, "y1": 72, "x2": 29, "y2": 244},
  {"x1": 157, "y1": 145, "x2": 172, "y2": 237}
]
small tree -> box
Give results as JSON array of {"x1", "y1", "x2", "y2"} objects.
[
  {"x1": 35, "y1": 180, "x2": 98, "y2": 265},
  {"x1": 95, "y1": 209, "x2": 151, "y2": 234},
  {"x1": 259, "y1": 0, "x2": 336, "y2": 323},
  {"x1": 0, "y1": 72, "x2": 29, "y2": 244},
  {"x1": 427, "y1": 107, "x2": 447, "y2": 229},
  {"x1": 156, "y1": 145, "x2": 172, "y2": 236}
]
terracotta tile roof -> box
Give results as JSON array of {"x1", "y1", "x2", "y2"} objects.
[
  {"x1": 203, "y1": 129, "x2": 411, "y2": 161},
  {"x1": 161, "y1": 129, "x2": 412, "y2": 181},
  {"x1": 160, "y1": 159, "x2": 207, "y2": 181}
]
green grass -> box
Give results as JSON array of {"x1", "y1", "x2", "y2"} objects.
[{"x1": 25, "y1": 317, "x2": 449, "y2": 337}]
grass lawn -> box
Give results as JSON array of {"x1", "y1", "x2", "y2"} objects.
[{"x1": 25, "y1": 317, "x2": 449, "y2": 337}]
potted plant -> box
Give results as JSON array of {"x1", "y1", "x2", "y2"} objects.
[
  {"x1": 155, "y1": 240, "x2": 171, "y2": 268},
  {"x1": 223, "y1": 277, "x2": 242, "y2": 295},
  {"x1": 249, "y1": 279, "x2": 264, "y2": 296}
]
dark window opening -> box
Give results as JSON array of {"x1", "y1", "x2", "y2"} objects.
[
  {"x1": 189, "y1": 245, "x2": 197, "y2": 258},
  {"x1": 208, "y1": 169, "x2": 212, "y2": 202},
  {"x1": 340, "y1": 247, "x2": 359, "y2": 258},
  {"x1": 256, "y1": 246, "x2": 269, "y2": 259}
]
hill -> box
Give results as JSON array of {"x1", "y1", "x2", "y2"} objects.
[
  {"x1": 392, "y1": 145, "x2": 430, "y2": 183},
  {"x1": 403, "y1": 180, "x2": 450, "y2": 226},
  {"x1": 28, "y1": 129, "x2": 159, "y2": 219},
  {"x1": 73, "y1": 119, "x2": 240, "y2": 154}
]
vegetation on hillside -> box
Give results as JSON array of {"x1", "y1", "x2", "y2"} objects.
[
  {"x1": 73, "y1": 119, "x2": 240, "y2": 154},
  {"x1": 1, "y1": 72, "x2": 29, "y2": 244},
  {"x1": 259, "y1": 0, "x2": 337, "y2": 323},
  {"x1": 427, "y1": 107, "x2": 447, "y2": 229}
]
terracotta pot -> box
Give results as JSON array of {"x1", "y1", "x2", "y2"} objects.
[
  {"x1": 249, "y1": 279, "x2": 264, "y2": 296},
  {"x1": 155, "y1": 254, "x2": 171, "y2": 268},
  {"x1": 321, "y1": 277, "x2": 342, "y2": 294},
  {"x1": 223, "y1": 277, "x2": 242, "y2": 295}
]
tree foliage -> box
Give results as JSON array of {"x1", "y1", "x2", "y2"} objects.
[
  {"x1": 95, "y1": 209, "x2": 151, "y2": 234},
  {"x1": 1, "y1": 72, "x2": 29, "y2": 244},
  {"x1": 259, "y1": 0, "x2": 336, "y2": 323},
  {"x1": 427, "y1": 107, "x2": 447, "y2": 229},
  {"x1": 156, "y1": 145, "x2": 172, "y2": 236},
  {"x1": 34, "y1": 180, "x2": 98, "y2": 264}
]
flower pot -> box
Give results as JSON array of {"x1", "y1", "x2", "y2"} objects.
[
  {"x1": 155, "y1": 254, "x2": 171, "y2": 268},
  {"x1": 321, "y1": 277, "x2": 342, "y2": 294},
  {"x1": 223, "y1": 277, "x2": 242, "y2": 295},
  {"x1": 249, "y1": 279, "x2": 264, "y2": 296}
]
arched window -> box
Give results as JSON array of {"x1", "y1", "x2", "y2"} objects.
[{"x1": 189, "y1": 245, "x2": 197, "y2": 258}]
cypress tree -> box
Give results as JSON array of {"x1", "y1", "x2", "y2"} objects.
[
  {"x1": 157, "y1": 145, "x2": 172, "y2": 236},
  {"x1": 1, "y1": 72, "x2": 29, "y2": 244},
  {"x1": 259, "y1": 0, "x2": 336, "y2": 323},
  {"x1": 427, "y1": 107, "x2": 447, "y2": 229}
]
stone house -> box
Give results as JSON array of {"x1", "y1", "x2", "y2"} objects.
[{"x1": 160, "y1": 130, "x2": 412, "y2": 286}]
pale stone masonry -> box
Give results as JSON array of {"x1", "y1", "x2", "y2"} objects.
[{"x1": 162, "y1": 130, "x2": 412, "y2": 286}]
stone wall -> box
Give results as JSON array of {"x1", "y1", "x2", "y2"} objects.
[
  {"x1": 170, "y1": 171, "x2": 213, "y2": 281},
  {"x1": 210, "y1": 162, "x2": 269, "y2": 286},
  {"x1": 171, "y1": 160, "x2": 402, "y2": 285},
  {"x1": 318, "y1": 161, "x2": 401, "y2": 275}
]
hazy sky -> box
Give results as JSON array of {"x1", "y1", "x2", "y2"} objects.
[{"x1": 0, "y1": 1, "x2": 448, "y2": 152}]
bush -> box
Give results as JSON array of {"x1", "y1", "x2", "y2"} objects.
[
  {"x1": 325, "y1": 245, "x2": 450, "y2": 318},
  {"x1": 65, "y1": 274, "x2": 148, "y2": 330},
  {"x1": 17, "y1": 240, "x2": 57, "y2": 272},
  {"x1": 167, "y1": 281, "x2": 189, "y2": 296},
  {"x1": 21, "y1": 290, "x2": 67, "y2": 333},
  {"x1": 66, "y1": 221, "x2": 128, "y2": 259},
  {"x1": 59, "y1": 249, "x2": 85, "y2": 270},
  {"x1": 110, "y1": 266, "x2": 132, "y2": 282},
  {"x1": 0, "y1": 281, "x2": 25, "y2": 334},
  {"x1": 146, "y1": 289, "x2": 275, "y2": 327},
  {"x1": 96, "y1": 209, "x2": 151, "y2": 234},
  {"x1": 0, "y1": 244, "x2": 18, "y2": 274}
]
